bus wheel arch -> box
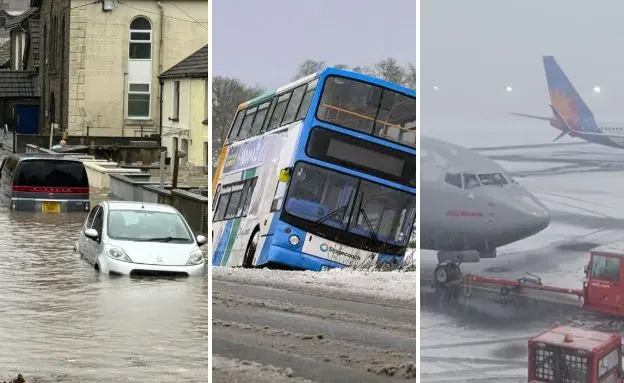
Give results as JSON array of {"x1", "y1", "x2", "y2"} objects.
[{"x1": 243, "y1": 227, "x2": 260, "y2": 268}]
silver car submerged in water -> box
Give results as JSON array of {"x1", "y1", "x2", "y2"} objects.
[{"x1": 74, "y1": 201, "x2": 207, "y2": 277}]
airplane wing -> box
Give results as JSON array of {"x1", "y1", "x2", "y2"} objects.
[{"x1": 508, "y1": 112, "x2": 553, "y2": 122}]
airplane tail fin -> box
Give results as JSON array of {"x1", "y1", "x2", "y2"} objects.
[{"x1": 543, "y1": 56, "x2": 601, "y2": 134}]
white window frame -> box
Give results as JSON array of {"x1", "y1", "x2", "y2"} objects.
[
  {"x1": 127, "y1": 83, "x2": 151, "y2": 119},
  {"x1": 128, "y1": 17, "x2": 152, "y2": 61},
  {"x1": 204, "y1": 78, "x2": 208, "y2": 120}
]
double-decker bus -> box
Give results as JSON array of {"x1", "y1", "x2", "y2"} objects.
[{"x1": 212, "y1": 68, "x2": 416, "y2": 271}]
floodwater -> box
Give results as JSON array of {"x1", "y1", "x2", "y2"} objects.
[
  {"x1": 421, "y1": 118, "x2": 624, "y2": 382},
  {"x1": 0, "y1": 189, "x2": 208, "y2": 382}
]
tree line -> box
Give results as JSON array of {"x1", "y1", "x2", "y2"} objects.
[{"x1": 211, "y1": 58, "x2": 415, "y2": 168}]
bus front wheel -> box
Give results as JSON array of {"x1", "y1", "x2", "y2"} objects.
[{"x1": 243, "y1": 230, "x2": 259, "y2": 268}]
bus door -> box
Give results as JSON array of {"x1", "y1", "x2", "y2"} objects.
[{"x1": 587, "y1": 253, "x2": 623, "y2": 314}]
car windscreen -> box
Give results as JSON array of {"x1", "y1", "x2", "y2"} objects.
[
  {"x1": 14, "y1": 160, "x2": 89, "y2": 188},
  {"x1": 107, "y1": 209, "x2": 194, "y2": 243}
]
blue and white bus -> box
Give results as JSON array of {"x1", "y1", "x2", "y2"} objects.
[{"x1": 212, "y1": 68, "x2": 416, "y2": 271}]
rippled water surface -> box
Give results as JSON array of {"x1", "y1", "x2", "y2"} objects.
[{"x1": 0, "y1": 190, "x2": 208, "y2": 382}]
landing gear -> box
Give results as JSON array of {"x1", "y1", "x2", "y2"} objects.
[{"x1": 434, "y1": 262, "x2": 461, "y2": 285}]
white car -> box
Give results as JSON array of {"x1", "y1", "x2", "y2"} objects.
[{"x1": 75, "y1": 201, "x2": 207, "y2": 276}]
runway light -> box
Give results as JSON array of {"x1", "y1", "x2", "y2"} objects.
[
  {"x1": 433, "y1": 85, "x2": 439, "y2": 90},
  {"x1": 505, "y1": 85, "x2": 513, "y2": 92},
  {"x1": 593, "y1": 86, "x2": 601, "y2": 94}
]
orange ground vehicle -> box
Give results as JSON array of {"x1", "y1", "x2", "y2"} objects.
[
  {"x1": 528, "y1": 325, "x2": 622, "y2": 383},
  {"x1": 432, "y1": 242, "x2": 624, "y2": 317}
]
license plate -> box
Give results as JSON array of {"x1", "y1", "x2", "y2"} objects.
[{"x1": 41, "y1": 201, "x2": 60, "y2": 213}]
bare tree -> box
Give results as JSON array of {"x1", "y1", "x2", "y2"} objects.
[
  {"x1": 404, "y1": 62, "x2": 416, "y2": 89},
  {"x1": 372, "y1": 58, "x2": 406, "y2": 85},
  {"x1": 212, "y1": 76, "x2": 264, "y2": 167},
  {"x1": 293, "y1": 59, "x2": 327, "y2": 79}
]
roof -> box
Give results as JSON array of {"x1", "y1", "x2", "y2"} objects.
[
  {"x1": 0, "y1": 70, "x2": 38, "y2": 97},
  {"x1": 592, "y1": 242, "x2": 624, "y2": 256},
  {"x1": 530, "y1": 325, "x2": 620, "y2": 352},
  {"x1": 105, "y1": 200, "x2": 180, "y2": 213},
  {"x1": 5, "y1": 6, "x2": 37, "y2": 29},
  {"x1": 159, "y1": 44, "x2": 207, "y2": 80},
  {"x1": 0, "y1": 40, "x2": 9, "y2": 67}
]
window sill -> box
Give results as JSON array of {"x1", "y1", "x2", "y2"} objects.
[
  {"x1": 168, "y1": 117, "x2": 179, "y2": 122},
  {"x1": 202, "y1": 120, "x2": 208, "y2": 125},
  {"x1": 124, "y1": 119, "x2": 154, "y2": 126}
]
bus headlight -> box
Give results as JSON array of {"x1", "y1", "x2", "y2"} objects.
[{"x1": 288, "y1": 234, "x2": 300, "y2": 247}]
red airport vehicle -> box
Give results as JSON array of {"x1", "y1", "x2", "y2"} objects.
[
  {"x1": 528, "y1": 325, "x2": 622, "y2": 383},
  {"x1": 433, "y1": 242, "x2": 624, "y2": 317}
]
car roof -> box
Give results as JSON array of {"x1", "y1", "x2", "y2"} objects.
[
  {"x1": 103, "y1": 201, "x2": 179, "y2": 214},
  {"x1": 12, "y1": 153, "x2": 84, "y2": 163}
]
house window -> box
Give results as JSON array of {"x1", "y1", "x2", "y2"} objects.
[
  {"x1": 128, "y1": 17, "x2": 152, "y2": 60},
  {"x1": 172, "y1": 81, "x2": 180, "y2": 120},
  {"x1": 128, "y1": 83, "x2": 150, "y2": 118}
]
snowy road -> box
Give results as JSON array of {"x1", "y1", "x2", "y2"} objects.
[{"x1": 212, "y1": 268, "x2": 416, "y2": 382}]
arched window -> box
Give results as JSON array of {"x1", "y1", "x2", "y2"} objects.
[
  {"x1": 128, "y1": 16, "x2": 152, "y2": 59},
  {"x1": 127, "y1": 16, "x2": 153, "y2": 119}
]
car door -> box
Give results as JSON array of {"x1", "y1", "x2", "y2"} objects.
[
  {"x1": 79, "y1": 205, "x2": 100, "y2": 259},
  {"x1": 88, "y1": 206, "x2": 105, "y2": 265}
]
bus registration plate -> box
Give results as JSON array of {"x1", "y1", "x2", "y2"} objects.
[{"x1": 41, "y1": 202, "x2": 60, "y2": 213}]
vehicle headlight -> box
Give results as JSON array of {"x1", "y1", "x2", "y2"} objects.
[
  {"x1": 106, "y1": 246, "x2": 133, "y2": 263},
  {"x1": 187, "y1": 250, "x2": 205, "y2": 266},
  {"x1": 288, "y1": 234, "x2": 300, "y2": 247}
]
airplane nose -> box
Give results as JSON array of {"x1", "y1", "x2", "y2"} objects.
[{"x1": 511, "y1": 190, "x2": 551, "y2": 235}]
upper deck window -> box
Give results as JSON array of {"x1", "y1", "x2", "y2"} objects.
[{"x1": 316, "y1": 76, "x2": 416, "y2": 148}]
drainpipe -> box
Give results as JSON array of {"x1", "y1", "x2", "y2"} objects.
[
  {"x1": 159, "y1": 79, "x2": 164, "y2": 147},
  {"x1": 158, "y1": 2, "x2": 164, "y2": 143}
]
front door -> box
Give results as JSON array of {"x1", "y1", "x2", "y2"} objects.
[
  {"x1": 587, "y1": 253, "x2": 622, "y2": 314},
  {"x1": 14, "y1": 104, "x2": 39, "y2": 135}
]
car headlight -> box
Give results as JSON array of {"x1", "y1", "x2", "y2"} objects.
[
  {"x1": 106, "y1": 246, "x2": 133, "y2": 263},
  {"x1": 288, "y1": 234, "x2": 300, "y2": 247},
  {"x1": 187, "y1": 250, "x2": 205, "y2": 266}
]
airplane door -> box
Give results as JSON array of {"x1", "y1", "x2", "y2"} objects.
[{"x1": 587, "y1": 253, "x2": 622, "y2": 314}]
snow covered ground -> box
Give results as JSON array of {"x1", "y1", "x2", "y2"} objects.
[
  {"x1": 212, "y1": 266, "x2": 416, "y2": 304},
  {"x1": 420, "y1": 123, "x2": 624, "y2": 382}
]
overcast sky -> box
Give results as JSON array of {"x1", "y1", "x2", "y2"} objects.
[
  {"x1": 213, "y1": 0, "x2": 416, "y2": 90},
  {"x1": 422, "y1": 1, "x2": 624, "y2": 120}
]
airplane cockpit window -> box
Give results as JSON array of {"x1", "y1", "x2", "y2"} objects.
[
  {"x1": 444, "y1": 172, "x2": 462, "y2": 188},
  {"x1": 463, "y1": 173, "x2": 480, "y2": 189},
  {"x1": 479, "y1": 173, "x2": 508, "y2": 186}
]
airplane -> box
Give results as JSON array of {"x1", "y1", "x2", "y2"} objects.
[
  {"x1": 420, "y1": 136, "x2": 551, "y2": 267},
  {"x1": 510, "y1": 55, "x2": 624, "y2": 149}
]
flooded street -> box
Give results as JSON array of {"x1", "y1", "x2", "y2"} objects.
[{"x1": 0, "y1": 190, "x2": 208, "y2": 382}]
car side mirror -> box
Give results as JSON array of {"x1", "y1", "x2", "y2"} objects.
[
  {"x1": 85, "y1": 228, "x2": 99, "y2": 240},
  {"x1": 196, "y1": 235, "x2": 207, "y2": 246}
]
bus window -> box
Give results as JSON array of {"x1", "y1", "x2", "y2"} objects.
[
  {"x1": 295, "y1": 79, "x2": 318, "y2": 121},
  {"x1": 373, "y1": 91, "x2": 416, "y2": 148},
  {"x1": 317, "y1": 76, "x2": 378, "y2": 135},
  {"x1": 267, "y1": 93, "x2": 291, "y2": 131},
  {"x1": 249, "y1": 102, "x2": 270, "y2": 137},
  {"x1": 281, "y1": 84, "x2": 306, "y2": 126},
  {"x1": 260, "y1": 98, "x2": 277, "y2": 133},
  {"x1": 213, "y1": 193, "x2": 230, "y2": 221},
  {"x1": 224, "y1": 189, "x2": 243, "y2": 220},
  {"x1": 212, "y1": 184, "x2": 221, "y2": 210},
  {"x1": 237, "y1": 107, "x2": 257, "y2": 139},
  {"x1": 228, "y1": 110, "x2": 245, "y2": 141},
  {"x1": 239, "y1": 178, "x2": 257, "y2": 217},
  {"x1": 591, "y1": 255, "x2": 621, "y2": 282}
]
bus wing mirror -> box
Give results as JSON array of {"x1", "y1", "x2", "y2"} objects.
[{"x1": 279, "y1": 168, "x2": 291, "y2": 183}]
